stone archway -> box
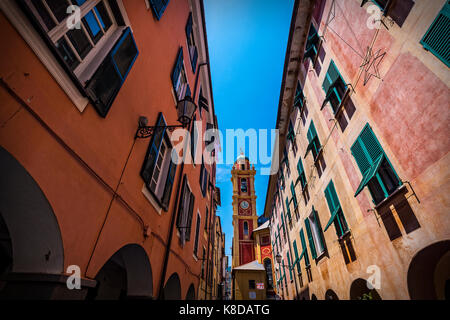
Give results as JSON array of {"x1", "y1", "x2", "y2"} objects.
[
  {"x1": 325, "y1": 289, "x2": 339, "y2": 300},
  {"x1": 0, "y1": 147, "x2": 65, "y2": 299},
  {"x1": 87, "y1": 244, "x2": 153, "y2": 300},
  {"x1": 185, "y1": 283, "x2": 196, "y2": 300},
  {"x1": 163, "y1": 273, "x2": 181, "y2": 300},
  {"x1": 0, "y1": 147, "x2": 64, "y2": 274},
  {"x1": 407, "y1": 240, "x2": 450, "y2": 300},
  {"x1": 350, "y1": 278, "x2": 382, "y2": 300}
]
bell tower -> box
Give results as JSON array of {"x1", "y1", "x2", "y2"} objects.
[{"x1": 231, "y1": 154, "x2": 258, "y2": 268}]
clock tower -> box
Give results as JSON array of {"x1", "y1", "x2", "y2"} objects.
[{"x1": 231, "y1": 154, "x2": 258, "y2": 268}]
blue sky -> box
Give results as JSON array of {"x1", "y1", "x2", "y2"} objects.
[{"x1": 204, "y1": 0, "x2": 294, "y2": 264}]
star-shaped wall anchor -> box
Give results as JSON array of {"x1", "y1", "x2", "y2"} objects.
[{"x1": 360, "y1": 48, "x2": 386, "y2": 86}]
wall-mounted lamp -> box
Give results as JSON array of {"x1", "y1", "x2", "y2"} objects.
[{"x1": 135, "y1": 96, "x2": 197, "y2": 139}]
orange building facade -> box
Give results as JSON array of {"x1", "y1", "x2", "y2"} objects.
[{"x1": 0, "y1": 0, "x2": 221, "y2": 300}]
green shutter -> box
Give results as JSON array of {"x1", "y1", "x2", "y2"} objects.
[
  {"x1": 293, "y1": 240, "x2": 301, "y2": 273},
  {"x1": 420, "y1": 2, "x2": 450, "y2": 67},
  {"x1": 285, "y1": 197, "x2": 291, "y2": 221},
  {"x1": 351, "y1": 124, "x2": 400, "y2": 197},
  {"x1": 324, "y1": 180, "x2": 342, "y2": 231},
  {"x1": 312, "y1": 206, "x2": 325, "y2": 250},
  {"x1": 293, "y1": 240, "x2": 299, "y2": 260},
  {"x1": 297, "y1": 158, "x2": 304, "y2": 176},
  {"x1": 305, "y1": 218, "x2": 317, "y2": 259},
  {"x1": 290, "y1": 182, "x2": 298, "y2": 208},
  {"x1": 294, "y1": 81, "x2": 304, "y2": 108},
  {"x1": 287, "y1": 252, "x2": 293, "y2": 279},
  {"x1": 305, "y1": 121, "x2": 320, "y2": 158},
  {"x1": 322, "y1": 60, "x2": 341, "y2": 93},
  {"x1": 300, "y1": 229, "x2": 310, "y2": 266}
]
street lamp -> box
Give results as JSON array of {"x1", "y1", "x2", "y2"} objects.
[{"x1": 135, "y1": 96, "x2": 197, "y2": 139}]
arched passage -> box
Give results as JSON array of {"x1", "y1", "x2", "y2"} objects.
[
  {"x1": 325, "y1": 289, "x2": 339, "y2": 300},
  {"x1": 163, "y1": 273, "x2": 181, "y2": 300},
  {"x1": 87, "y1": 244, "x2": 153, "y2": 300},
  {"x1": 185, "y1": 283, "x2": 196, "y2": 300},
  {"x1": 0, "y1": 147, "x2": 64, "y2": 275},
  {"x1": 350, "y1": 278, "x2": 382, "y2": 300},
  {"x1": 407, "y1": 240, "x2": 450, "y2": 300}
]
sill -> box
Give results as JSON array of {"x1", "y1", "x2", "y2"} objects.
[
  {"x1": 374, "y1": 184, "x2": 407, "y2": 210},
  {"x1": 314, "y1": 250, "x2": 327, "y2": 262},
  {"x1": 333, "y1": 88, "x2": 351, "y2": 118},
  {"x1": 337, "y1": 230, "x2": 352, "y2": 242},
  {"x1": 76, "y1": 26, "x2": 126, "y2": 85},
  {"x1": 141, "y1": 184, "x2": 163, "y2": 215},
  {"x1": 302, "y1": 182, "x2": 308, "y2": 193},
  {"x1": 313, "y1": 147, "x2": 323, "y2": 164}
]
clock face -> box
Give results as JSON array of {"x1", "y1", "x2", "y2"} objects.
[{"x1": 240, "y1": 201, "x2": 249, "y2": 209}]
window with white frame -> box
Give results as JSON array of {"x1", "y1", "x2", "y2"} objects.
[
  {"x1": 193, "y1": 212, "x2": 201, "y2": 257},
  {"x1": 185, "y1": 12, "x2": 198, "y2": 73},
  {"x1": 306, "y1": 208, "x2": 325, "y2": 257},
  {"x1": 140, "y1": 113, "x2": 177, "y2": 210},
  {"x1": 176, "y1": 175, "x2": 195, "y2": 244},
  {"x1": 21, "y1": 0, "x2": 138, "y2": 117},
  {"x1": 171, "y1": 47, "x2": 190, "y2": 101}
]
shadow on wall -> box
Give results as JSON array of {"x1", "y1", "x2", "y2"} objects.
[{"x1": 377, "y1": 187, "x2": 420, "y2": 241}]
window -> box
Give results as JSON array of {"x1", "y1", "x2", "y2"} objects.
[
  {"x1": 323, "y1": 180, "x2": 349, "y2": 238},
  {"x1": 176, "y1": 175, "x2": 195, "y2": 244},
  {"x1": 296, "y1": 158, "x2": 307, "y2": 190},
  {"x1": 294, "y1": 81, "x2": 305, "y2": 110},
  {"x1": 299, "y1": 229, "x2": 310, "y2": 267},
  {"x1": 204, "y1": 207, "x2": 209, "y2": 231},
  {"x1": 249, "y1": 280, "x2": 256, "y2": 290},
  {"x1": 23, "y1": 0, "x2": 139, "y2": 117},
  {"x1": 290, "y1": 182, "x2": 298, "y2": 209},
  {"x1": 172, "y1": 47, "x2": 189, "y2": 101},
  {"x1": 193, "y1": 213, "x2": 201, "y2": 257},
  {"x1": 201, "y1": 247, "x2": 206, "y2": 278},
  {"x1": 305, "y1": 121, "x2": 321, "y2": 160},
  {"x1": 351, "y1": 124, "x2": 401, "y2": 205},
  {"x1": 420, "y1": 1, "x2": 450, "y2": 67},
  {"x1": 261, "y1": 236, "x2": 270, "y2": 246},
  {"x1": 264, "y1": 259, "x2": 273, "y2": 289},
  {"x1": 189, "y1": 114, "x2": 198, "y2": 162},
  {"x1": 322, "y1": 60, "x2": 347, "y2": 114},
  {"x1": 185, "y1": 13, "x2": 198, "y2": 72},
  {"x1": 243, "y1": 221, "x2": 249, "y2": 236},
  {"x1": 287, "y1": 251, "x2": 293, "y2": 281},
  {"x1": 140, "y1": 113, "x2": 177, "y2": 210},
  {"x1": 292, "y1": 240, "x2": 301, "y2": 273},
  {"x1": 362, "y1": 0, "x2": 414, "y2": 27},
  {"x1": 199, "y1": 88, "x2": 210, "y2": 117},
  {"x1": 285, "y1": 197, "x2": 292, "y2": 224},
  {"x1": 287, "y1": 121, "x2": 297, "y2": 155},
  {"x1": 305, "y1": 207, "x2": 325, "y2": 259},
  {"x1": 240, "y1": 178, "x2": 248, "y2": 193},
  {"x1": 199, "y1": 158, "x2": 209, "y2": 197},
  {"x1": 149, "y1": 0, "x2": 170, "y2": 20},
  {"x1": 304, "y1": 23, "x2": 321, "y2": 64}
]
